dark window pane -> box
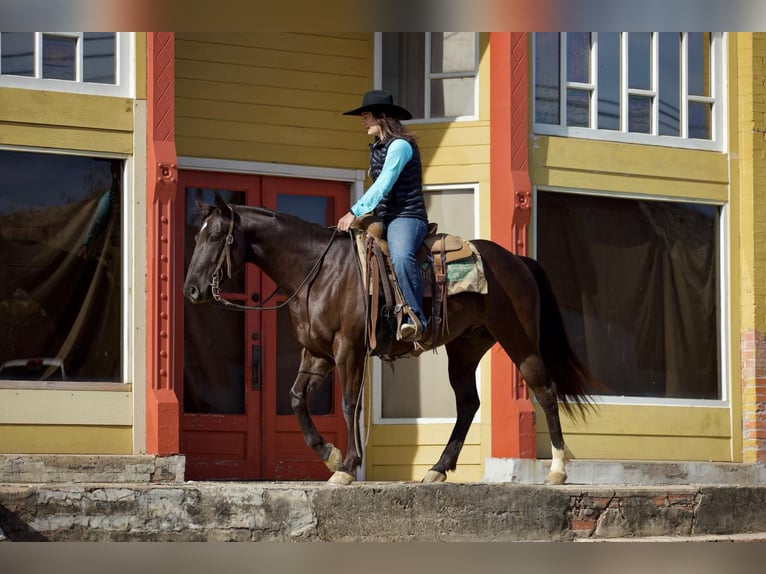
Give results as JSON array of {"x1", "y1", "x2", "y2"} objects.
[
  {"x1": 567, "y1": 88, "x2": 590, "y2": 127},
  {"x1": 382, "y1": 32, "x2": 425, "y2": 119},
  {"x1": 629, "y1": 95, "x2": 652, "y2": 133},
  {"x1": 597, "y1": 32, "x2": 620, "y2": 130},
  {"x1": 658, "y1": 33, "x2": 681, "y2": 136},
  {"x1": 567, "y1": 32, "x2": 591, "y2": 84},
  {"x1": 537, "y1": 191, "x2": 720, "y2": 400},
  {"x1": 688, "y1": 33, "x2": 711, "y2": 97},
  {"x1": 689, "y1": 101, "x2": 712, "y2": 139},
  {"x1": 83, "y1": 32, "x2": 116, "y2": 84},
  {"x1": 0, "y1": 151, "x2": 122, "y2": 382},
  {"x1": 1, "y1": 32, "x2": 34, "y2": 76},
  {"x1": 628, "y1": 32, "x2": 652, "y2": 90},
  {"x1": 42, "y1": 34, "x2": 76, "y2": 80},
  {"x1": 535, "y1": 32, "x2": 560, "y2": 125}
]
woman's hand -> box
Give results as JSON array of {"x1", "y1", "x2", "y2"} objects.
[{"x1": 337, "y1": 211, "x2": 356, "y2": 232}]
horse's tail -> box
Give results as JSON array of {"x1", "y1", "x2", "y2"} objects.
[{"x1": 519, "y1": 256, "x2": 607, "y2": 419}]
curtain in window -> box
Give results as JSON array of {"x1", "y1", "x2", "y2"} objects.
[{"x1": 538, "y1": 192, "x2": 719, "y2": 400}]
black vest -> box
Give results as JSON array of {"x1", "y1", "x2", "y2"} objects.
[{"x1": 369, "y1": 137, "x2": 427, "y2": 223}]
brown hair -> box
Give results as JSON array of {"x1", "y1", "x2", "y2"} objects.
[{"x1": 373, "y1": 115, "x2": 416, "y2": 145}]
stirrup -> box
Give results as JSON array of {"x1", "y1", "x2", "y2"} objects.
[{"x1": 399, "y1": 322, "x2": 421, "y2": 342}]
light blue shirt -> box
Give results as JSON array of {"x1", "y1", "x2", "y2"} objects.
[{"x1": 351, "y1": 138, "x2": 413, "y2": 217}]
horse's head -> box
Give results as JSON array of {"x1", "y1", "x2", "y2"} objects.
[{"x1": 183, "y1": 192, "x2": 248, "y2": 304}]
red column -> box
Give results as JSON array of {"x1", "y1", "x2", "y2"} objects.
[
  {"x1": 146, "y1": 32, "x2": 180, "y2": 454},
  {"x1": 489, "y1": 32, "x2": 536, "y2": 458}
]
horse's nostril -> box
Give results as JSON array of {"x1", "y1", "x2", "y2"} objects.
[{"x1": 185, "y1": 285, "x2": 199, "y2": 301}]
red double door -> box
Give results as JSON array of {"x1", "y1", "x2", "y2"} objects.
[{"x1": 177, "y1": 170, "x2": 350, "y2": 480}]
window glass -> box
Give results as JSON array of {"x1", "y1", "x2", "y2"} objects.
[
  {"x1": 1, "y1": 32, "x2": 34, "y2": 76},
  {"x1": 567, "y1": 32, "x2": 591, "y2": 84},
  {"x1": 42, "y1": 34, "x2": 76, "y2": 80},
  {"x1": 381, "y1": 32, "x2": 477, "y2": 120},
  {"x1": 83, "y1": 32, "x2": 116, "y2": 84},
  {"x1": 535, "y1": 32, "x2": 560, "y2": 125},
  {"x1": 537, "y1": 190, "x2": 720, "y2": 400},
  {"x1": 534, "y1": 32, "x2": 722, "y2": 147},
  {"x1": 382, "y1": 187, "x2": 476, "y2": 419},
  {"x1": 628, "y1": 32, "x2": 652, "y2": 90},
  {"x1": 688, "y1": 33, "x2": 711, "y2": 97},
  {"x1": 597, "y1": 32, "x2": 620, "y2": 130},
  {"x1": 658, "y1": 33, "x2": 681, "y2": 136},
  {"x1": 0, "y1": 151, "x2": 123, "y2": 383}
]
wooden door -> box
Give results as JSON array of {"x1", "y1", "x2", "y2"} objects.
[{"x1": 177, "y1": 171, "x2": 350, "y2": 480}]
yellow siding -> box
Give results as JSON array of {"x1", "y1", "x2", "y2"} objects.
[
  {"x1": 0, "y1": 425, "x2": 132, "y2": 454},
  {"x1": 175, "y1": 32, "x2": 372, "y2": 168},
  {"x1": 0, "y1": 389, "x2": 132, "y2": 426},
  {"x1": 0, "y1": 87, "x2": 134, "y2": 153}
]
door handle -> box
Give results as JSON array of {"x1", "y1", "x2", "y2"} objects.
[{"x1": 251, "y1": 344, "x2": 262, "y2": 391}]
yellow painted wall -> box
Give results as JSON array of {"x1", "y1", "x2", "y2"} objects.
[
  {"x1": 175, "y1": 32, "x2": 372, "y2": 169},
  {"x1": 0, "y1": 33, "x2": 140, "y2": 455}
]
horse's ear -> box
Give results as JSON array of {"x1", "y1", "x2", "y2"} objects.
[{"x1": 214, "y1": 191, "x2": 228, "y2": 212}]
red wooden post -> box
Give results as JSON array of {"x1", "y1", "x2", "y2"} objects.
[
  {"x1": 489, "y1": 32, "x2": 536, "y2": 458},
  {"x1": 146, "y1": 32, "x2": 180, "y2": 454}
]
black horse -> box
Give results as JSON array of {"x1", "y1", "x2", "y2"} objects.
[{"x1": 182, "y1": 193, "x2": 603, "y2": 485}]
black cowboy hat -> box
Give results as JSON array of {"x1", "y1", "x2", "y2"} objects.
[{"x1": 342, "y1": 89, "x2": 412, "y2": 120}]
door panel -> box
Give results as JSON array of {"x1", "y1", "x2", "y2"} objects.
[
  {"x1": 261, "y1": 176, "x2": 350, "y2": 480},
  {"x1": 179, "y1": 172, "x2": 262, "y2": 480},
  {"x1": 178, "y1": 171, "x2": 350, "y2": 480}
]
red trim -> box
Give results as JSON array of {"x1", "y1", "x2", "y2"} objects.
[
  {"x1": 489, "y1": 32, "x2": 536, "y2": 459},
  {"x1": 146, "y1": 33, "x2": 180, "y2": 454}
]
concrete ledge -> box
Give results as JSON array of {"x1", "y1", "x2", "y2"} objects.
[
  {"x1": 2, "y1": 481, "x2": 766, "y2": 542},
  {"x1": 0, "y1": 455, "x2": 185, "y2": 484},
  {"x1": 483, "y1": 458, "x2": 766, "y2": 486}
]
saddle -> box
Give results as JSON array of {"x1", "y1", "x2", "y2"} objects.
[{"x1": 351, "y1": 214, "x2": 485, "y2": 357}]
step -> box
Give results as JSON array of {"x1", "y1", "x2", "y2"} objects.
[
  {"x1": 483, "y1": 458, "x2": 766, "y2": 485},
  {"x1": 0, "y1": 454, "x2": 185, "y2": 484}
]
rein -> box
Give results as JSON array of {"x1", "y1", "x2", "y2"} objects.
[{"x1": 210, "y1": 206, "x2": 339, "y2": 312}]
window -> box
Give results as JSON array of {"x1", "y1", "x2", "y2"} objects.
[
  {"x1": 534, "y1": 33, "x2": 724, "y2": 150},
  {"x1": 0, "y1": 32, "x2": 132, "y2": 96},
  {"x1": 536, "y1": 190, "x2": 722, "y2": 402},
  {"x1": 377, "y1": 185, "x2": 478, "y2": 420},
  {"x1": 0, "y1": 150, "x2": 123, "y2": 383},
  {"x1": 380, "y1": 32, "x2": 478, "y2": 121}
]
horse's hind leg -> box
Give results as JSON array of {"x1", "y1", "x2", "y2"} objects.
[
  {"x1": 290, "y1": 349, "x2": 342, "y2": 472},
  {"x1": 518, "y1": 353, "x2": 569, "y2": 484},
  {"x1": 423, "y1": 335, "x2": 492, "y2": 483}
]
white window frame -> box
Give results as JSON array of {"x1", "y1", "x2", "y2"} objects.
[
  {"x1": 533, "y1": 32, "x2": 726, "y2": 152},
  {"x1": 375, "y1": 32, "x2": 480, "y2": 123},
  {"x1": 531, "y1": 184, "x2": 730, "y2": 408},
  {"x1": 372, "y1": 183, "x2": 482, "y2": 424},
  {"x1": 0, "y1": 32, "x2": 134, "y2": 97}
]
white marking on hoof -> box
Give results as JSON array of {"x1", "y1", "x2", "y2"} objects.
[
  {"x1": 546, "y1": 445, "x2": 569, "y2": 485},
  {"x1": 545, "y1": 470, "x2": 567, "y2": 485},
  {"x1": 323, "y1": 444, "x2": 342, "y2": 472},
  {"x1": 327, "y1": 471, "x2": 355, "y2": 485},
  {"x1": 422, "y1": 470, "x2": 447, "y2": 483}
]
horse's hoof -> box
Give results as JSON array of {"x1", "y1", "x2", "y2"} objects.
[
  {"x1": 422, "y1": 470, "x2": 447, "y2": 483},
  {"x1": 328, "y1": 471, "x2": 356, "y2": 485},
  {"x1": 323, "y1": 444, "x2": 342, "y2": 472},
  {"x1": 545, "y1": 471, "x2": 567, "y2": 485}
]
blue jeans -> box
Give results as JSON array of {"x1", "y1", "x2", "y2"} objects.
[{"x1": 386, "y1": 217, "x2": 428, "y2": 328}]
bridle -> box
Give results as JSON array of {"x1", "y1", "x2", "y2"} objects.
[{"x1": 208, "y1": 205, "x2": 338, "y2": 312}]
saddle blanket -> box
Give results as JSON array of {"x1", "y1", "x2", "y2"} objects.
[{"x1": 353, "y1": 230, "x2": 488, "y2": 297}]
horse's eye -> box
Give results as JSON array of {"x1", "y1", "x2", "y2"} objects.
[{"x1": 207, "y1": 234, "x2": 221, "y2": 244}]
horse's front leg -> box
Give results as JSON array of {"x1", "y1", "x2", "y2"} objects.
[
  {"x1": 327, "y1": 343, "x2": 366, "y2": 486},
  {"x1": 290, "y1": 349, "x2": 342, "y2": 473}
]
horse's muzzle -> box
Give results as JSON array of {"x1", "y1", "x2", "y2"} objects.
[{"x1": 183, "y1": 284, "x2": 202, "y2": 303}]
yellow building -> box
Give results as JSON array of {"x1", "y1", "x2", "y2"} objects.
[{"x1": 0, "y1": 32, "x2": 764, "y2": 483}]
